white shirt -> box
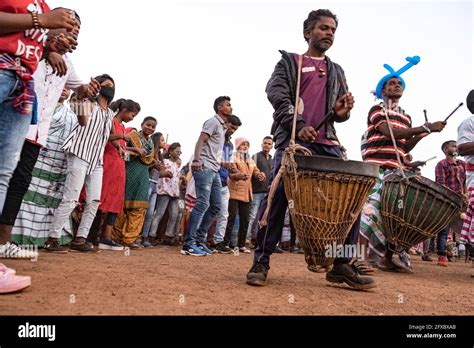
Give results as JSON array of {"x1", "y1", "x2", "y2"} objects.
[
  {"x1": 457, "y1": 115, "x2": 474, "y2": 164},
  {"x1": 26, "y1": 55, "x2": 83, "y2": 146}
]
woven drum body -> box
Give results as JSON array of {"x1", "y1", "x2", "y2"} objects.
[
  {"x1": 283, "y1": 154, "x2": 379, "y2": 267},
  {"x1": 381, "y1": 171, "x2": 463, "y2": 250}
]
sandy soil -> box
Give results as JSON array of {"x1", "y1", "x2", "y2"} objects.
[{"x1": 1, "y1": 246, "x2": 472, "y2": 315}]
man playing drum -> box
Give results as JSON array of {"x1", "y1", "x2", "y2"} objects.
[
  {"x1": 246, "y1": 9, "x2": 376, "y2": 290},
  {"x1": 457, "y1": 89, "x2": 474, "y2": 277},
  {"x1": 359, "y1": 76, "x2": 446, "y2": 273}
]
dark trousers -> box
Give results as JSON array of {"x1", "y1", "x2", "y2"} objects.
[
  {"x1": 0, "y1": 141, "x2": 41, "y2": 226},
  {"x1": 224, "y1": 199, "x2": 251, "y2": 248},
  {"x1": 436, "y1": 225, "x2": 449, "y2": 257},
  {"x1": 253, "y1": 141, "x2": 360, "y2": 266}
]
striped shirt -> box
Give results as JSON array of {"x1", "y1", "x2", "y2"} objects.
[
  {"x1": 361, "y1": 103, "x2": 412, "y2": 169},
  {"x1": 435, "y1": 159, "x2": 467, "y2": 194},
  {"x1": 62, "y1": 103, "x2": 114, "y2": 174}
]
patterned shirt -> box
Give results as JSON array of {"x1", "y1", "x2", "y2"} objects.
[
  {"x1": 157, "y1": 159, "x2": 180, "y2": 197},
  {"x1": 62, "y1": 103, "x2": 114, "y2": 174},
  {"x1": 361, "y1": 103, "x2": 412, "y2": 169},
  {"x1": 435, "y1": 159, "x2": 467, "y2": 194}
]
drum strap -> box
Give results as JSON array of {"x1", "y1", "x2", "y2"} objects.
[
  {"x1": 290, "y1": 55, "x2": 303, "y2": 146},
  {"x1": 382, "y1": 100, "x2": 408, "y2": 182}
]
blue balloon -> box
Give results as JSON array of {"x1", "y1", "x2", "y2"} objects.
[{"x1": 375, "y1": 56, "x2": 420, "y2": 99}]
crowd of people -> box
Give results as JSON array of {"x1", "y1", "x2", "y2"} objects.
[{"x1": 0, "y1": 3, "x2": 473, "y2": 295}]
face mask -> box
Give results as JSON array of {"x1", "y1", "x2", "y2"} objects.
[{"x1": 99, "y1": 86, "x2": 115, "y2": 102}]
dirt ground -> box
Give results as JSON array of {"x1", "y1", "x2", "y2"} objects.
[{"x1": 1, "y1": 246, "x2": 473, "y2": 315}]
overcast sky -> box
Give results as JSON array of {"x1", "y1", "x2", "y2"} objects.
[{"x1": 49, "y1": 0, "x2": 473, "y2": 179}]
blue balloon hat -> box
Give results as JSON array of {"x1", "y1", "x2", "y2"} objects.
[{"x1": 375, "y1": 56, "x2": 420, "y2": 99}]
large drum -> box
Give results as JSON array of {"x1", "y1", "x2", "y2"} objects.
[
  {"x1": 284, "y1": 154, "x2": 379, "y2": 268},
  {"x1": 380, "y1": 171, "x2": 464, "y2": 249}
]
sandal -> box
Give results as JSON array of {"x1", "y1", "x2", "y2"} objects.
[{"x1": 378, "y1": 260, "x2": 414, "y2": 274}]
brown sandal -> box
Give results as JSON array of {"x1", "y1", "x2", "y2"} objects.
[{"x1": 378, "y1": 261, "x2": 414, "y2": 274}]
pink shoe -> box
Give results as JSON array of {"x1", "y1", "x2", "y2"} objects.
[
  {"x1": 0, "y1": 263, "x2": 16, "y2": 275},
  {"x1": 0, "y1": 272, "x2": 31, "y2": 294}
]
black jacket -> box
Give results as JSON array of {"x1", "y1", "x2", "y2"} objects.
[{"x1": 266, "y1": 50, "x2": 350, "y2": 149}]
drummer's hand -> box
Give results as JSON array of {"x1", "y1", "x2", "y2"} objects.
[
  {"x1": 335, "y1": 92, "x2": 354, "y2": 117},
  {"x1": 297, "y1": 126, "x2": 318, "y2": 143},
  {"x1": 427, "y1": 121, "x2": 446, "y2": 133}
]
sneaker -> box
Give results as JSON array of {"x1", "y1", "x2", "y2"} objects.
[
  {"x1": 0, "y1": 263, "x2": 15, "y2": 275},
  {"x1": 438, "y1": 255, "x2": 448, "y2": 267},
  {"x1": 274, "y1": 245, "x2": 284, "y2": 254},
  {"x1": 421, "y1": 254, "x2": 433, "y2": 262},
  {"x1": 43, "y1": 239, "x2": 68, "y2": 254},
  {"x1": 181, "y1": 244, "x2": 207, "y2": 256},
  {"x1": 0, "y1": 272, "x2": 31, "y2": 294},
  {"x1": 197, "y1": 242, "x2": 214, "y2": 255},
  {"x1": 215, "y1": 243, "x2": 233, "y2": 254},
  {"x1": 70, "y1": 241, "x2": 95, "y2": 253},
  {"x1": 99, "y1": 239, "x2": 124, "y2": 251},
  {"x1": 326, "y1": 262, "x2": 377, "y2": 290},
  {"x1": 239, "y1": 246, "x2": 251, "y2": 254},
  {"x1": 246, "y1": 262, "x2": 270, "y2": 286},
  {"x1": 0, "y1": 242, "x2": 39, "y2": 259}
]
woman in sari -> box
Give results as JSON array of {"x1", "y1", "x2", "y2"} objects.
[
  {"x1": 97, "y1": 99, "x2": 140, "y2": 251},
  {"x1": 112, "y1": 116, "x2": 157, "y2": 249}
]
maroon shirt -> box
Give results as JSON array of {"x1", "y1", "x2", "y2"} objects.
[{"x1": 294, "y1": 54, "x2": 334, "y2": 146}]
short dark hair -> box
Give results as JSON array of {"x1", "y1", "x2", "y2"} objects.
[
  {"x1": 263, "y1": 136, "x2": 273, "y2": 142},
  {"x1": 467, "y1": 89, "x2": 474, "y2": 114},
  {"x1": 109, "y1": 98, "x2": 141, "y2": 113},
  {"x1": 303, "y1": 9, "x2": 338, "y2": 42},
  {"x1": 169, "y1": 142, "x2": 181, "y2": 151},
  {"x1": 213, "y1": 96, "x2": 231, "y2": 113},
  {"x1": 142, "y1": 116, "x2": 157, "y2": 125},
  {"x1": 95, "y1": 74, "x2": 115, "y2": 86},
  {"x1": 228, "y1": 114, "x2": 242, "y2": 127},
  {"x1": 441, "y1": 140, "x2": 456, "y2": 152}
]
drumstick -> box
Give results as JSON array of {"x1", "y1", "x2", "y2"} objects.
[
  {"x1": 423, "y1": 156, "x2": 436, "y2": 163},
  {"x1": 314, "y1": 110, "x2": 334, "y2": 132},
  {"x1": 423, "y1": 109, "x2": 428, "y2": 123},
  {"x1": 444, "y1": 102, "x2": 464, "y2": 122},
  {"x1": 314, "y1": 69, "x2": 349, "y2": 132}
]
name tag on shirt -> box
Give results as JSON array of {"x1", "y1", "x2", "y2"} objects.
[{"x1": 302, "y1": 67, "x2": 316, "y2": 73}]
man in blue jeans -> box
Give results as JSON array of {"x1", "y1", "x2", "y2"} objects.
[
  {"x1": 434, "y1": 140, "x2": 467, "y2": 266},
  {"x1": 182, "y1": 96, "x2": 231, "y2": 256}
]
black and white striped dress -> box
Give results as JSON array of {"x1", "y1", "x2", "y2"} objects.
[{"x1": 62, "y1": 103, "x2": 114, "y2": 174}]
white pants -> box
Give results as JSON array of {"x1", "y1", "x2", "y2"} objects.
[
  {"x1": 214, "y1": 185, "x2": 230, "y2": 243},
  {"x1": 49, "y1": 153, "x2": 103, "y2": 239}
]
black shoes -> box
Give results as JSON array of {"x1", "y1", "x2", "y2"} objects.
[
  {"x1": 246, "y1": 262, "x2": 270, "y2": 286},
  {"x1": 326, "y1": 262, "x2": 377, "y2": 290},
  {"x1": 215, "y1": 243, "x2": 233, "y2": 254}
]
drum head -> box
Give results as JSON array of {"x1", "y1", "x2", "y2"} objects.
[
  {"x1": 294, "y1": 154, "x2": 380, "y2": 178},
  {"x1": 385, "y1": 171, "x2": 464, "y2": 208}
]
